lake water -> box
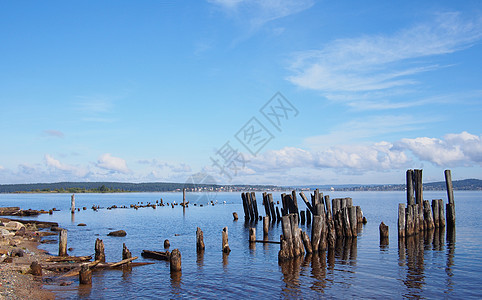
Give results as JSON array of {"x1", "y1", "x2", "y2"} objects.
[{"x1": 1, "y1": 191, "x2": 481, "y2": 299}]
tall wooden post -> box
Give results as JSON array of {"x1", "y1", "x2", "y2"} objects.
[
  {"x1": 445, "y1": 169, "x2": 456, "y2": 228},
  {"x1": 71, "y1": 194, "x2": 75, "y2": 214},
  {"x1": 414, "y1": 169, "x2": 423, "y2": 206},
  {"x1": 263, "y1": 216, "x2": 269, "y2": 238},
  {"x1": 398, "y1": 203, "x2": 406, "y2": 238},
  {"x1": 59, "y1": 229, "x2": 67, "y2": 256},
  {"x1": 432, "y1": 200, "x2": 440, "y2": 228},
  {"x1": 406, "y1": 170, "x2": 415, "y2": 206}
]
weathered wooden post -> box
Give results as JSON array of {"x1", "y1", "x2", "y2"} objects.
[
  {"x1": 182, "y1": 188, "x2": 186, "y2": 206},
  {"x1": 268, "y1": 194, "x2": 276, "y2": 223},
  {"x1": 438, "y1": 199, "x2": 445, "y2": 228},
  {"x1": 95, "y1": 238, "x2": 105, "y2": 262},
  {"x1": 59, "y1": 229, "x2": 68, "y2": 256},
  {"x1": 406, "y1": 170, "x2": 415, "y2": 206},
  {"x1": 233, "y1": 212, "x2": 238, "y2": 221},
  {"x1": 251, "y1": 192, "x2": 259, "y2": 221},
  {"x1": 222, "y1": 227, "x2": 231, "y2": 253},
  {"x1": 398, "y1": 203, "x2": 406, "y2": 238},
  {"x1": 196, "y1": 227, "x2": 205, "y2": 252},
  {"x1": 79, "y1": 264, "x2": 92, "y2": 285},
  {"x1": 432, "y1": 199, "x2": 440, "y2": 227},
  {"x1": 170, "y1": 249, "x2": 181, "y2": 272},
  {"x1": 306, "y1": 208, "x2": 311, "y2": 225},
  {"x1": 249, "y1": 227, "x2": 256, "y2": 243},
  {"x1": 423, "y1": 200, "x2": 434, "y2": 230},
  {"x1": 311, "y1": 215, "x2": 322, "y2": 252},
  {"x1": 290, "y1": 214, "x2": 304, "y2": 257},
  {"x1": 445, "y1": 170, "x2": 456, "y2": 228},
  {"x1": 241, "y1": 193, "x2": 249, "y2": 221},
  {"x1": 164, "y1": 239, "x2": 170, "y2": 249},
  {"x1": 379, "y1": 221, "x2": 389, "y2": 245},
  {"x1": 263, "y1": 216, "x2": 269, "y2": 238},
  {"x1": 71, "y1": 194, "x2": 75, "y2": 214},
  {"x1": 275, "y1": 206, "x2": 281, "y2": 222},
  {"x1": 414, "y1": 169, "x2": 423, "y2": 206},
  {"x1": 349, "y1": 206, "x2": 357, "y2": 237},
  {"x1": 405, "y1": 205, "x2": 414, "y2": 236},
  {"x1": 300, "y1": 210, "x2": 306, "y2": 225},
  {"x1": 122, "y1": 243, "x2": 132, "y2": 271},
  {"x1": 301, "y1": 231, "x2": 312, "y2": 254},
  {"x1": 279, "y1": 215, "x2": 293, "y2": 260}
]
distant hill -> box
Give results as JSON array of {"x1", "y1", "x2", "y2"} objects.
[
  {"x1": 0, "y1": 179, "x2": 480, "y2": 193},
  {"x1": 0, "y1": 181, "x2": 278, "y2": 193}
]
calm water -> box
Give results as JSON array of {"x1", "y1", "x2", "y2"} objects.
[{"x1": 1, "y1": 191, "x2": 481, "y2": 299}]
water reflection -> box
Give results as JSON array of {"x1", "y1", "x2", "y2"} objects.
[
  {"x1": 170, "y1": 271, "x2": 182, "y2": 295},
  {"x1": 196, "y1": 252, "x2": 204, "y2": 269},
  {"x1": 398, "y1": 225, "x2": 456, "y2": 298}
]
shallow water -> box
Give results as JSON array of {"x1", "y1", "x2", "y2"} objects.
[{"x1": 1, "y1": 191, "x2": 481, "y2": 299}]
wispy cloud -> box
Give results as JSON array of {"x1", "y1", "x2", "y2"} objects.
[
  {"x1": 96, "y1": 153, "x2": 130, "y2": 174},
  {"x1": 43, "y1": 130, "x2": 65, "y2": 138},
  {"x1": 74, "y1": 95, "x2": 117, "y2": 123},
  {"x1": 209, "y1": 0, "x2": 314, "y2": 34},
  {"x1": 287, "y1": 12, "x2": 482, "y2": 107}
]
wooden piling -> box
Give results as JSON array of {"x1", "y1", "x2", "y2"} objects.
[
  {"x1": 196, "y1": 227, "x2": 205, "y2": 252},
  {"x1": 414, "y1": 169, "x2": 423, "y2": 206},
  {"x1": 268, "y1": 194, "x2": 276, "y2": 223},
  {"x1": 324, "y1": 195, "x2": 331, "y2": 219},
  {"x1": 342, "y1": 207, "x2": 352, "y2": 237},
  {"x1": 306, "y1": 208, "x2": 311, "y2": 225},
  {"x1": 164, "y1": 239, "x2": 170, "y2": 249},
  {"x1": 349, "y1": 206, "x2": 357, "y2": 237},
  {"x1": 95, "y1": 238, "x2": 105, "y2": 263},
  {"x1": 300, "y1": 210, "x2": 306, "y2": 225},
  {"x1": 71, "y1": 194, "x2": 75, "y2": 214},
  {"x1": 249, "y1": 228, "x2": 256, "y2": 243},
  {"x1": 279, "y1": 215, "x2": 293, "y2": 260},
  {"x1": 311, "y1": 215, "x2": 322, "y2": 252},
  {"x1": 79, "y1": 264, "x2": 92, "y2": 285},
  {"x1": 356, "y1": 206, "x2": 363, "y2": 224},
  {"x1": 445, "y1": 169, "x2": 456, "y2": 227},
  {"x1": 275, "y1": 206, "x2": 281, "y2": 222},
  {"x1": 423, "y1": 200, "x2": 434, "y2": 230},
  {"x1": 182, "y1": 188, "x2": 186, "y2": 207},
  {"x1": 122, "y1": 243, "x2": 132, "y2": 270},
  {"x1": 299, "y1": 192, "x2": 315, "y2": 215},
  {"x1": 250, "y1": 192, "x2": 259, "y2": 221},
  {"x1": 290, "y1": 214, "x2": 304, "y2": 257},
  {"x1": 301, "y1": 230, "x2": 312, "y2": 254},
  {"x1": 405, "y1": 205, "x2": 414, "y2": 236},
  {"x1": 241, "y1": 193, "x2": 249, "y2": 221},
  {"x1": 379, "y1": 222, "x2": 389, "y2": 245},
  {"x1": 233, "y1": 212, "x2": 238, "y2": 221},
  {"x1": 319, "y1": 209, "x2": 327, "y2": 251},
  {"x1": 222, "y1": 227, "x2": 231, "y2": 253},
  {"x1": 59, "y1": 229, "x2": 67, "y2": 256},
  {"x1": 170, "y1": 249, "x2": 181, "y2": 272},
  {"x1": 438, "y1": 199, "x2": 445, "y2": 228},
  {"x1": 263, "y1": 216, "x2": 269, "y2": 237},
  {"x1": 398, "y1": 203, "x2": 406, "y2": 238},
  {"x1": 432, "y1": 199, "x2": 440, "y2": 228},
  {"x1": 406, "y1": 170, "x2": 415, "y2": 206}
]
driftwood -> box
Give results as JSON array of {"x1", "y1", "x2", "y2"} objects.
[
  {"x1": 46, "y1": 255, "x2": 92, "y2": 262},
  {"x1": 254, "y1": 240, "x2": 280, "y2": 244},
  {"x1": 141, "y1": 250, "x2": 170, "y2": 261}
]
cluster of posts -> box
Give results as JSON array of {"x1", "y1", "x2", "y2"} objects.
[
  {"x1": 241, "y1": 190, "x2": 366, "y2": 262},
  {"x1": 393, "y1": 169, "x2": 456, "y2": 244}
]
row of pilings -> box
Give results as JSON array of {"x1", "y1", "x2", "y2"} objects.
[
  {"x1": 396, "y1": 169, "x2": 456, "y2": 241},
  {"x1": 241, "y1": 189, "x2": 366, "y2": 262}
]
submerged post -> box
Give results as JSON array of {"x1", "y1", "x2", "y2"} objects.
[
  {"x1": 249, "y1": 228, "x2": 256, "y2": 243},
  {"x1": 79, "y1": 264, "x2": 92, "y2": 285},
  {"x1": 59, "y1": 229, "x2": 67, "y2": 256},
  {"x1": 379, "y1": 221, "x2": 389, "y2": 245},
  {"x1": 183, "y1": 188, "x2": 186, "y2": 206},
  {"x1": 263, "y1": 216, "x2": 269, "y2": 238}
]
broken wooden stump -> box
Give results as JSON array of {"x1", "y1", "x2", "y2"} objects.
[
  {"x1": 71, "y1": 194, "x2": 75, "y2": 214},
  {"x1": 263, "y1": 216, "x2": 269, "y2": 238},
  {"x1": 233, "y1": 212, "x2": 238, "y2": 221},
  {"x1": 249, "y1": 228, "x2": 256, "y2": 243},
  {"x1": 222, "y1": 227, "x2": 231, "y2": 253},
  {"x1": 379, "y1": 221, "x2": 389, "y2": 245},
  {"x1": 79, "y1": 264, "x2": 92, "y2": 285},
  {"x1": 95, "y1": 238, "x2": 105, "y2": 263},
  {"x1": 301, "y1": 230, "x2": 312, "y2": 254},
  {"x1": 164, "y1": 239, "x2": 170, "y2": 249},
  {"x1": 30, "y1": 261, "x2": 42, "y2": 276},
  {"x1": 122, "y1": 243, "x2": 132, "y2": 271},
  {"x1": 196, "y1": 227, "x2": 205, "y2": 252},
  {"x1": 170, "y1": 249, "x2": 181, "y2": 272}
]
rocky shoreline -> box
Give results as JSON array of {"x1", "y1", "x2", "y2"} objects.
[{"x1": 0, "y1": 218, "x2": 58, "y2": 299}]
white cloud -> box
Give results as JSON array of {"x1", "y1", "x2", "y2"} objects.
[
  {"x1": 45, "y1": 154, "x2": 88, "y2": 177},
  {"x1": 96, "y1": 153, "x2": 130, "y2": 174},
  {"x1": 287, "y1": 12, "x2": 482, "y2": 105},
  {"x1": 399, "y1": 131, "x2": 482, "y2": 167}
]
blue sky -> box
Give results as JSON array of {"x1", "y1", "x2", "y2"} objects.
[{"x1": 0, "y1": 0, "x2": 481, "y2": 186}]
